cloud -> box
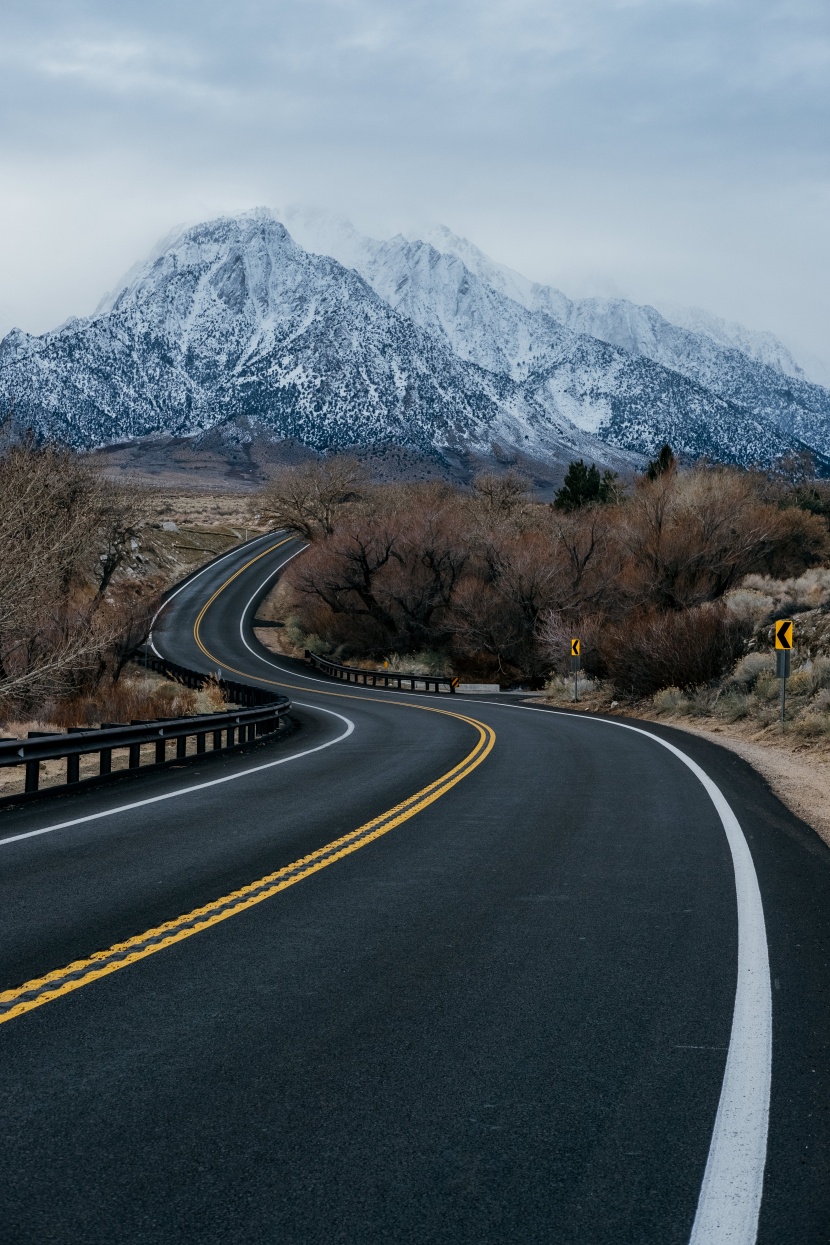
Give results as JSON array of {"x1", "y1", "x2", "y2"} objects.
[{"x1": 0, "y1": 0, "x2": 827, "y2": 367}]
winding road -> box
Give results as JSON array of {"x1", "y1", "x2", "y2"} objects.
[{"x1": 1, "y1": 533, "x2": 829, "y2": 1244}]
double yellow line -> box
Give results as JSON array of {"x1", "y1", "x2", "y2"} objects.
[{"x1": 0, "y1": 539, "x2": 495, "y2": 1027}]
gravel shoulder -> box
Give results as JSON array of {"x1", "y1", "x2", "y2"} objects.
[{"x1": 639, "y1": 716, "x2": 830, "y2": 849}]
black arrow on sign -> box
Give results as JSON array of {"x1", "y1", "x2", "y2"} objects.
[{"x1": 775, "y1": 620, "x2": 792, "y2": 650}]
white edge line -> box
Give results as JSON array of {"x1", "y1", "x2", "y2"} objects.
[
  {"x1": 0, "y1": 705, "x2": 354, "y2": 848},
  {"x1": 169, "y1": 547, "x2": 773, "y2": 1242},
  {"x1": 465, "y1": 699, "x2": 771, "y2": 1245},
  {"x1": 147, "y1": 530, "x2": 286, "y2": 657}
]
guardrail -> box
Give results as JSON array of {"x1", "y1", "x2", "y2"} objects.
[
  {"x1": 139, "y1": 651, "x2": 276, "y2": 708},
  {"x1": 306, "y1": 651, "x2": 458, "y2": 694},
  {"x1": 0, "y1": 657, "x2": 291, "y2": 806}
]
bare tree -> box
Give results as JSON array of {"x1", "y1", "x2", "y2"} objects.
[
  {"x1": 256, "y1": 457, "x2": 367, "y2": 541},
  {"x1": 467, "y1": 470, "x2": 531, "y2": 519},
  {"x1": 617, "y1": 467, "x2": 828, "y2": 611},
  {"x1": 0, "y1": 435, "x2": 155, "y2": 712}
]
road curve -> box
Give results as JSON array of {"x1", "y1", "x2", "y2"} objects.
[{"x1": 0, "y1": 534, "x2": 828, "y2": 1244}]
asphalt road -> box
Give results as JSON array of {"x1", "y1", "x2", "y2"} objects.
[{"x1": 1, "y1": 533, "x2": 828, "y2": 1244}]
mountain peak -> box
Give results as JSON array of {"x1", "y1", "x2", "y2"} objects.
[{"x1": 1, "y1": 206, "x2": 828, "y2": 475}]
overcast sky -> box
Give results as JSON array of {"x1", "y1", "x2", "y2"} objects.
[{"x1": 1, "y1": 0, "x2": 828, "y2": 372}]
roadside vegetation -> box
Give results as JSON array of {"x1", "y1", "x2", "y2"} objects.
[
  {"x1": 0, "y1": 429, "x2": 257, "y2": 732},
  {"x1": 253, "y1": 447, "x2": 830, "y2": 700},
  {"x1": 6, "y1": 424, "x2": 830, "y2": 746}
]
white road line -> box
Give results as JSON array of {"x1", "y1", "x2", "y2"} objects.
[
  {"x1": 131, "y1": 538, "x2": 775, "y2": 1238},
  {"x1": 0, "y1": 706, "x2": 354, "y2": 848},
  {"x1": 148, "y1": 531, "x2": 285, "y2": 657},
  {"x1": 468, "y1": 700, "x2": 771, "y2": 1245}
]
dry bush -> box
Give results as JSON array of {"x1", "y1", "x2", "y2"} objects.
[
  {"x1": 28, "y1": 676, "x2": 199, "y2": 731},
  {"x1": 464, "y1": 470, "x2": 532, "y2": 523},
  {"x1": 598, "y1": 603, "x2": 750, "y2": 696},
  {"x1": 450, "y1": 530, "x2": 564, "y2": 680},
  {"x1": 273, "y1": 459, "x2": 830, "y2": 689},
  {"x1": 537, "y1": 612, "x2": 606, "y2": 678},
  {"x1": 286, "y1": 487, "x2": 468, "y2": 658},
  {"x1": 616, "y1": 467, "x2": 829, "y2": 612},
  {"x1": 0, "y1": 432, "x2": 155, "y2": 714},
  {"x1": 726, "y1": 652, "x2": 775, "y2": 690},
  {"x1": 256, "y1": 457, "x2": 366, "y2": 541},
  {"x1": 740, "y1": 568, "x2": 830, "y2": 614}
]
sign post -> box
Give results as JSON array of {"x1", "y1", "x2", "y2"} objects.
[
  {"x1": 774, "y1": 619, "x2": 793, "y2": 729},
  {"x1": 570, "y1": 638, "x2": 581, "y2": 703}
]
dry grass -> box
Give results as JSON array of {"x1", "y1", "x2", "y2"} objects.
[
  {"x1": 143, "y1": 488, "x2": 268, "y2": 531},
  {"x1": 0, "y1": 671, "x2": 241, "y2": 800},
  {"x1": 0, "y1": 733, "x2": 213, "y2": 800},
  {"x1": 1, "y1": 671, "x2": 222, "y2": 733}
]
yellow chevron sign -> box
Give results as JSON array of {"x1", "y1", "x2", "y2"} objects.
[
  {"x1": 774, "y1": 620, "x2": 793, "y2": 650},
  {"x1": 571, "y1": 638, "x2": 580, "y2": 657}
]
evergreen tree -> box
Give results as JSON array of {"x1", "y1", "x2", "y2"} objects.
[
  {"x1": 645, "y1": 443, "x2": 676, "y2": 481},
  {"x1": 553, "y1": 460, "x2": 619, "y2": 512}
]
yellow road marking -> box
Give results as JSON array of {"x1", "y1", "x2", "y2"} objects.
[{"x1": 0, "y1": 537, "x2": 496, "y2": 1026}]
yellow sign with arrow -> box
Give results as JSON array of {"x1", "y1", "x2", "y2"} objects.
[{"x1": 774, "y1": 620, "x2": 793, "y2": 650}]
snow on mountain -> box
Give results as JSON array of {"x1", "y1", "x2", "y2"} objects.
[
  {"x1": 416, "y1": 225, "x2": 830, "y2": 454},
  {"x1": 652, "y1": 302, "x2": 807, "y2": 379},
  {"x1": 280, "y1": 212, "x2": 830, "y2": 466},
  {"x1": 0, "y1": 210, "x2": 635, "y2": 470},
  {"x1": 0, "y1": 206, "x2": 826, "y2": 473}
]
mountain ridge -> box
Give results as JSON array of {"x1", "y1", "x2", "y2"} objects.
[{"x1": 1, "y1": 206, "x2": 827, "y2": 474}]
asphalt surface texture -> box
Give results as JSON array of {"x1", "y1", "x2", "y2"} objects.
[{"x1": 0, "y1": 532, "x2": 828, "y2": 1244}]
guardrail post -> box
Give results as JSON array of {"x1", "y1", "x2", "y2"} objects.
[
  {"x1": 67, "y1": 754, "x2": 80, "y2": 784},
  {"x1": 128, "y1": 743, "x2": 141, "y2": 769},
  {"x1": 155, "y1": 739, "x2": 166, "y2": 763},
  {"x1": 177, "y1": 735, "x2": 187, "y2": 760},
  {"x1": 227, "y1": 726, "x2": 235, "y2": 747},
  {"x1": 196, "y1": 732, "x2": 206, "y2": 754},
  {"x1": 25, "y1": 759, "x2": 39, "y2": 793},
  {"x1": 213, "y1": 729, "x2": 222, "y2": 750},
  {"x1": 99, "y1": 748, "x2": 112, "y2": 775}
]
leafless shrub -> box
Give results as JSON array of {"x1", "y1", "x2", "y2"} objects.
[
  {"x1": 0, "y1": 433, "x2": 155, "y2": 715},
  {"x1": 617, "y1": 467, "x2": 829, "y2": 611},
  {"x1": 598, "y1": 603, "x2": 750, "y2": 696},
  {"x1": 24, "y1": 675, "x2": 199, "y2": 732},
  {"x1": 256, "y1": 456, "x2": 366, "y2": 541},
  {"x1": 537, "y1": 612, "x2": 605, "y2": 678},
  {"x1": 465, "y1": 470, "x2": 531, "y2": 523},
  {"x1": 268, "y1": 460, "x2": 830, "y2": 689},
  {"x1": 286, "y1": 491, "x2": 468, "y2": 658}
]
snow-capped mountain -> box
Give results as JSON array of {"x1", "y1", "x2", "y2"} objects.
[
  {"x1": 283, "y1": 210, "x2": 830, "y2": 466},
  {"x1": 0, "y1": 211, "x2": 635, "y2": 469},
  {"x1": 0, "y1": 206, "x2": 827, "y2": 472}
]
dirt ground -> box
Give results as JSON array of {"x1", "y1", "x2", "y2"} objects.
[{"x1": 0, "y1": 733, "x2": 212, "y2": 801}]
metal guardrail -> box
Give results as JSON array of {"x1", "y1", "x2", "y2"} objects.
[
  {"x1": 306, "y1": 651, "x2": 458, "y2": 694},
  {"x1": 140, "y1": 651, "x2": 276, "y2": 708},
  {"x1": 0, "y1": 656, "x2": 291, "y2": 805}
]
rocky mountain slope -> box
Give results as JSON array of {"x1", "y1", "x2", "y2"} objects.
[
  {"x1": 285, "y1": 210, "x2": 830, "y2": 466},
  {"x1": 1, "y1": 207, "x2": 827, "y2": 472}
]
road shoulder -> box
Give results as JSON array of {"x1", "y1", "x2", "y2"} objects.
[{"x1": 636, "y1": 718, "x2": 830, "y2": 850}]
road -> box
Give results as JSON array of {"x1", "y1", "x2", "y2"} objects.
[{"x1": 1, "y1": 532, "x2": 828, "y2": 1244}]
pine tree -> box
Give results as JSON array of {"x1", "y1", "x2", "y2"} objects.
[
  {"x1": 645, "y1": 443, "x2": 676, "y2": 481},
  {"x1": 553, "y1": 460, "x2": 619, "y2": 511}
]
